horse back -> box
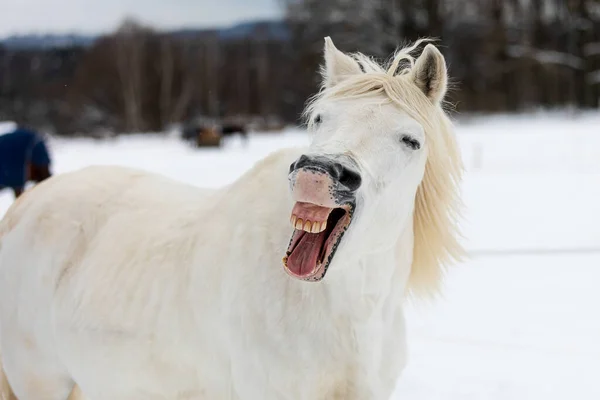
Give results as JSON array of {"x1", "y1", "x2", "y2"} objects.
[{"x1": 0, "y1": 165, "x2": 214, "y2": 273}]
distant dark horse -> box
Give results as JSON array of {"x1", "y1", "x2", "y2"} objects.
[
  {"x1": 181, "y1": 125, "x2": 222, "y2": 148},
  {"x1": 0, "y1": 128, "x2": 52, "y2": 198},
  {"x1": 181, "y1": 123, "x2": 248, "y2": 147}
]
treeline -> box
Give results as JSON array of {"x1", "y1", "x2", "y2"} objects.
[
  {"x1": 0, "y1": 0, "x2": 599, "y2": 136},
  {"x1": 285, "y1": 0, "x2": 600, "y2": 113},
  {"x1": 0, "y1": 19, "x2": 296, "y2": 135}
]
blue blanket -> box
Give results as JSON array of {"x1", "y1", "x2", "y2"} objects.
[{"x1": 0, "y1": 128, "x2": 51, "y2": 189}]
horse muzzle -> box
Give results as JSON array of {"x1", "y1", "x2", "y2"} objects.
[
  {"x1": 288, "y1": 154, "x2": 361, "y2": 207},
  {"x1": 284, "y1": 154, "x2": 360, "y2": 282}
]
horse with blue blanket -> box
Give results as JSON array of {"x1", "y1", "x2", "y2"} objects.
[{"x1": 0, "y1": 127, "x2": 52, "y2": 198}]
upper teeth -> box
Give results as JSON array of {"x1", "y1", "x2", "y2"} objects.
[{"x1": 290, "y1": 215, "x2": 326, "y2": 233}]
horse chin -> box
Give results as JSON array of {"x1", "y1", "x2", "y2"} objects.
[{"x1": 282, "y1": 202, "x2": 354, "y2": 282}]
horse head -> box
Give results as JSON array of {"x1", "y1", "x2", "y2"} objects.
[{"x1": 284, "y1": 38, "x2": 463, "y2": 293}]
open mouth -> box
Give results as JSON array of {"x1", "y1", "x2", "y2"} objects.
[{"x1": 283, "y1": 201, "x2": 354, "y2": 281}]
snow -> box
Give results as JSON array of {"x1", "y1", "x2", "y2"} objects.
[
  {"x1": 1, "y1": 112, "x2": 600, "y2": 399},
  {"x1": 0, "y1": 121, "x2": 16, "y2": 135},
  {"x1": 507, "y1": 45, "x2": 584, "y2": 70}
]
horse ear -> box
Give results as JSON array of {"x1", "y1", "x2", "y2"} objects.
[
  {"x1": 322, "y1": 37, "x2": 362, "y2": 88},
  {"x1": 412, "y1": 44, "x2": 448, "y2": 104}
]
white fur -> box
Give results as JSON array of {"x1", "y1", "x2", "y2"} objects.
[{"x1": 0, "y1": 38, "x2": 462, "y2": 400}]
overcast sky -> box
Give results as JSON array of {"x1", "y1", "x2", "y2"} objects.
[{"x1": 0, "y1": 0, "x2": 282, "y2": 38}]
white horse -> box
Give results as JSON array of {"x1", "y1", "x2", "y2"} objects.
[{"x1": 0, "y1": 37, "x2": 463, "y2": 400}]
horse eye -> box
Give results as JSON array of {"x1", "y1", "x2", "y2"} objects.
[
  {"x1": 314, "y1": 114, "x2": 322, "y2": 124},
  {"x1": 401, "y1": 135, "x2": 421, "y2": 150}
]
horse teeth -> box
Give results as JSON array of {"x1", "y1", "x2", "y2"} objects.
[
  {"x1": 290, "y1": 217, "x2": 325, "y2": 233},
  {"x1": 304, "y1": 220, "x2": 312, "y2": 232}
]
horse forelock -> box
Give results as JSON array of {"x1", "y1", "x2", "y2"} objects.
[{"x1": 303, "y1": 39, "x2": 465, "y2": 300}]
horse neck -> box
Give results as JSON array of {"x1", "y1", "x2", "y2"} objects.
[
  {"x1": 323, "y1": 182, "x2": 418, "y2": 307},
  {"x1": 324, "y1": 210, "x2": 415, "y2": 314}
]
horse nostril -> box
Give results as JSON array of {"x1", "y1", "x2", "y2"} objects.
[
  {"x1": 291, "y1": 155, "x2": 361, "y2": 192},
  {"x1": 337, "y1": 165, "x2": 362, "y2": 192},
  {"x1": 297, "y1": 154, "x2": 310, "y2": 166},
  {"x1": 291, "y1": 154, "x2": 310, "y2": 173},
  {"x1": 330, "y1": 162, "x2": 344, "y2": 179}
]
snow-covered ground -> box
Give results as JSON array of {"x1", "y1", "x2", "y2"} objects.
[{"x1": 1, "y1": 112, "x2": 599, "y2": 399}]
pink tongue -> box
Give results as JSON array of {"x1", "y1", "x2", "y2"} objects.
[{"x1": 287, "y1": 230, "x2": 328, "y2": 277}]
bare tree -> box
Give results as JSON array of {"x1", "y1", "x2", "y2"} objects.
[
  {"x1": 114, "y1": 19, "x2": 147, "y2": 132},
  {"x1": 159, "y1": 35, "x2": 174, "y2": 128}
]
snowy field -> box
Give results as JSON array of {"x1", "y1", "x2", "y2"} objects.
[{"x1": 1, "y1": 112, "x2": 600, "y2": 399}]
